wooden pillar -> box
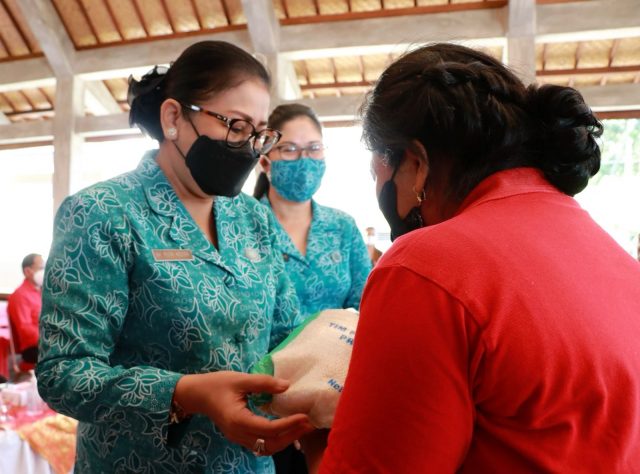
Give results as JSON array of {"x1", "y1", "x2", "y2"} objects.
[
  {"x1": 506, "y1": 0, "x2": 537, "y2": 85},
  {"x1": 52, "y1": 75, "x2": 84, "y2": 212}
]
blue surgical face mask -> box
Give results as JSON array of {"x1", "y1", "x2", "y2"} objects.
[{"x1": 269, "y1": 157, "x2": 326, "y2": 202}]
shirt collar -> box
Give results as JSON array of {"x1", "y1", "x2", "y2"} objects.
[{"x1": 455, "y1": 167, "x2": 560, "y2": 217}]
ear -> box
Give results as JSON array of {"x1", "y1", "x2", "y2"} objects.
[
  {"x1": 160, "y1": 98, "x2": 183, "y2": 140},
  {"x1": 259, "y1": 155, "x2": 272, "y2": 175},
  {"x1": 403, "y1": 139, "x2": 429, "y2": 194}
]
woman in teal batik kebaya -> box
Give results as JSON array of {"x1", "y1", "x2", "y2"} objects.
[
  {"x1": 254, "y1": 104, "x2": 372, "y2": 318},
  {"x1": 36, "y1": 41, "x2": 314, "y2": 474},
  {"x1": 253, "y1": 104, "x2": 372, "y2": 474}
]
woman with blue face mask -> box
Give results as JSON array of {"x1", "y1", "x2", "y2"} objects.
[{"x1": 253, "y1": 104, "x2": 372, "y2": 474}]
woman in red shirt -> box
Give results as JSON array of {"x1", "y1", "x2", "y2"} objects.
[{"x1": 317, "y1": 43, "x2": 640, "y2": 473}]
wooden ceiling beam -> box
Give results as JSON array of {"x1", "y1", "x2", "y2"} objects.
[
  {"x1": 73, "y1": 30, "x2": 252, "y2": 81},
  {"x1": 15, "y1": 0, "x2": 75, "y2": 76},
  {"x1": 279, "y1": 7, "x2": 505, "y2": 60},
  {"x1": 0, "y1": 119, "x2": 53, "y2": 144},
  {"x1": 242, "y1": 0, "x2": 279, "y2": 54},
  {"x1": 301, "y1": 80, "x2": 372, "y2": 90},
  {"x1": 582, "y1": 83, "x2": 640, "y2": 112},
  {"x1": 85, "y1": 80, "x2": 122, "y2": 115},
  {"x1": 241, "y1": 0, "x2": 301, "y2": 102},
  {"x1": 506, "y1": 0, "x2": 536, "y2": 84},
  {"x1": 537, "y1": 0, "x2": 640, "y2": 43},
  {"x1": 2, "y1": 81, "x2": 640, "y2": 146}
]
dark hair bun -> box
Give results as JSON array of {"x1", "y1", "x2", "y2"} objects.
[
  {"x1": 127, "y1": 66, "x2": 168, "y2": 141},
  {"x1": 526, "y1": 84, "x2": 603, "y2": 196}
]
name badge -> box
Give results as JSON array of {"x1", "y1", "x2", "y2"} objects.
[{"x1": 152, "y1": 249, "x2": 194, "y2": 261}]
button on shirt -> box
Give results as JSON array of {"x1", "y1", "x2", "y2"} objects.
[
  {"x1": 37, "y1": 151, "x2": 303, "y2": 474},
  {"x1": 260, "y1": 197, "x2": 372, "y2": 317}
]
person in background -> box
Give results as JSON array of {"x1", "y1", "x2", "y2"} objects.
[
  {"x1": 253, "y1": 104, "x2": 372, "y2": 474},
  {"x1": 317, "y1": 43, "x2": 640, "y2": 472},
  {"x1": 254, "y1": 104, "x2": 371, "y2": 318},
  {"x1": 37, "y1": 41, "x2": 314, "y2": 474},
  {"x1": 7, "y1": 253, "x2": 44, "y2": 366},
  {"x1": 365, "y1": 227, "x2": 383, "y2": 266}
]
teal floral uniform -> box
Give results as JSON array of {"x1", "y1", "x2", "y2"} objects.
[
  {"x1": 260, "y1": 198, "x2": 372, "y2": 316},
  {"x1": 37, "y1": 151, "x2": 303, "y2": 474}
]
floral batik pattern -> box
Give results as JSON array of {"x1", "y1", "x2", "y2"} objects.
[
  {"x1": 260, "y1": 197, "x2": 372, "y2": 317},
  {"x1": 37, "y1": 150, "x2": 302, "y2": 474}
]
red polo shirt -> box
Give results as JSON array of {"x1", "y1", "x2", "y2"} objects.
[
  {"x1": 321, "y1": 168, "x2": 640, "y2": 473},
  {"x1": 7, "y1": 278, "x2": 42, "y2": 352}
]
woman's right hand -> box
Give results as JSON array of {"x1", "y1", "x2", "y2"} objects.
[{"x1": 173, "y1": 371, "x2": 315, "y2": 455}]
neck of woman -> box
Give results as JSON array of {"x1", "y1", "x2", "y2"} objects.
[
  {"x1": 267, "y1": 188, "x2": 313, "y2": 225},
  {"x1": 267, "y1": 188, "x2": 313, "y2": 255}
]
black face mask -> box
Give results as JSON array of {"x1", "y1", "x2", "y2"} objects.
[
  {"x1": 377, "y1": 167, "x2": 424, "y2": 242},
  {"x1": 175, "y1": 121, "x2": 259, "y2": 197}
]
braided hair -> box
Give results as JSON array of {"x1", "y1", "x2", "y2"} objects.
[{"x1": 361, "y1": 43, "x2": 602, "y2": 199}]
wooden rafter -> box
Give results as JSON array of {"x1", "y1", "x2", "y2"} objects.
[
  {"x1": 49, "y1": 1, "x2": 78, "y2": 48},
  {"x1": 3, "y1": 92, "x2": 18, "y2": 110},
  {"x1": 608, "y1": 38, "x2": 620, "y2": 68},
  {"x1": 312, "y1": 0, "x2": 320, "y2": 15},
  {"x1": 541, "y1": 43, "x2": 547, "y2": 71},
  {"x1": 38, "y1": 87, "x2": 54, "y2": 106},
  {"x1": 189, "y1": 0, "x2": 203, "y2": 30},
  {"x1": 19, "y1": 89, "x2": 36, "y2": 110},
  {"x1": 0, "y1": 34, "x2": 9, "y2": 56},
  {"x1": 159, "y1": 0, "x2": 177, "y2": 33},
  {"x1": 131, "y1": 0, "x2": 150, "y2": 37},
  {"x1": 220, "y1": 0, "x2": 232, "y2": 26},
  {"x1": 104, "y1": 0, "x2": 124, "y2": 41},
  {"x1": 281, "y1": 0, "x2": 290, "y2": 19},
  {"x1": 358, "y1": 56, "x2": 366, "y2": 82},
  {"x1": 77, "y1": 0, "x2": 102, "y2": 44},
  {"x1": 302, "y1": 60, "x2": 312, "y2": 86},
  {"x1": 0, "y1": 0, "x2": 32, "y2": 53},
  {"x1": 347, "y1": 0, "x2": 352, "y2": 13}
]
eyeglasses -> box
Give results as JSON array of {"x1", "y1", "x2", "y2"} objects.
[
  {"x1": 273, "y1": 142, "x2": 327, "y2": 161},
  {"x1": 181, "y1": 103, "x2": 282, "y2": 154}
]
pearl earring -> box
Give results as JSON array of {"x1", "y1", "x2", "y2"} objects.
[{"x1": 167, "y1": 127, "x2": 177, "y2": 138}]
